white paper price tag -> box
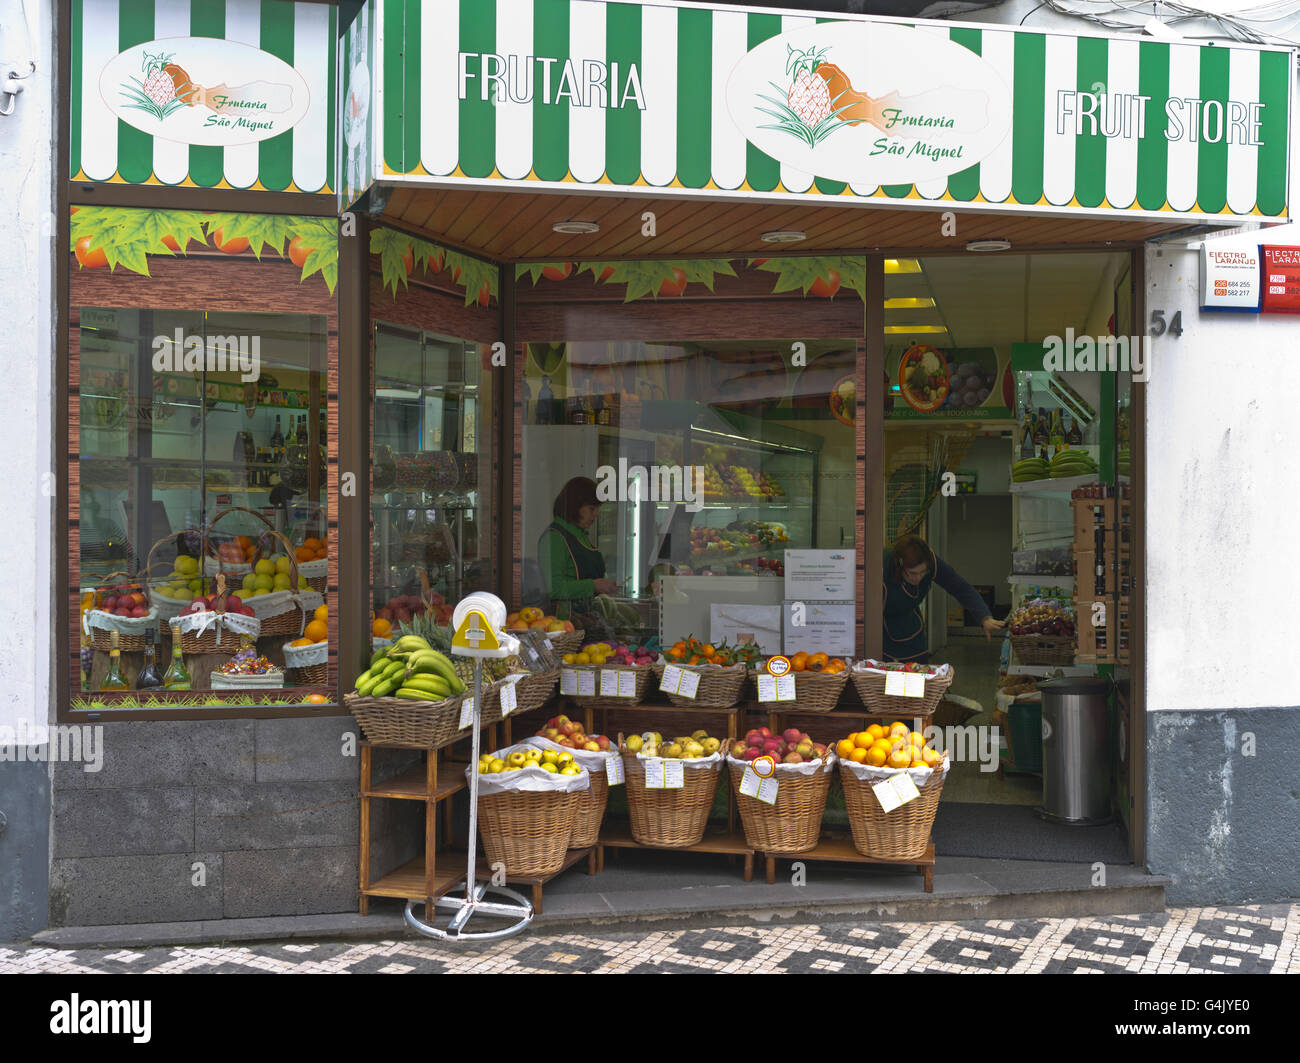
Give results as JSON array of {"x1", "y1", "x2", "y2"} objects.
[
  {"x1": 756, "y1": 673, "x2": 776, "y2": 701},
  {"x1": 903, "y1": 673, "x2": 926, "y2": 698},
  {"x1": 663, "y1": 759, "x2": 685, "y2": 789},
  {"x1": 872, "y1": 778, "x2": 902, "y2": 812},
  {"x1": 884, "y1": 671, "x2": 906, "y2": 697},
  {"x1": 776, "y1": 674, "x2": 796, "y2": 701},
  {"x1": 890, "y1": 771, "x2": 921, "y2": 804},
  {"x1": 458, "y1": 697, "x2": 476, "y2": 731},
  {"x1": 659, "y1": 664, "x2": 683, "y2": 693},
  {"x1": 599, "y1": 669, "x2": 619, "y2": 696},
  {"x1": 644, "y1": 758, "x2": 666, "y2": 789},
  {"x1": 560, "y1": 669, "x2": 578, "y2": 695},
  {"x1": 500, "y1": 677, "x2": 520, "y2": 717},
  {"x1": 577, "y1": 670, "x2": 596, "y2": 697},
  {"x1": 739, "y1": 766, "x2": 779, "y2": 805},
  {"x1": 677, "y1": 670, "x2": 701, "y2": 700},
  {"x1": 617, "y1": 670, "x2": 637, "y2": 698},
  {"x1": 606, "y1": 753, "x2": 625, "y2": 785}
]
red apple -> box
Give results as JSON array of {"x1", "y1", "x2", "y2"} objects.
[
  {"x1": 102, "y1": 595, "x2": 119, "y2": 612},
  {"x1": 130, "y1": 606, "x2": 148, "y2": 618},
  {"x1": 731, "y1": 742, "x2": 748, "y2": 758},
  {"x1": 783, "y1": 728, "x2": 802, "y2": 746},
  {"x1": 784, "y1": 752, "x2": 804, "y2": 764},
  {"x1": 758, "y1": 727, "x2": 772, "y2": 739},
  {"x1": 225, "y1": 595, "x2": 242, "y2": 611},
  {"x1": 743, "y1": 748, "x2": 762, "y2": 761}
]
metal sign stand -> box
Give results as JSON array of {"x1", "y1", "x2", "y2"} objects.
[{"x1": 403, "y1": 601, "x2": 533, "y2": 942}]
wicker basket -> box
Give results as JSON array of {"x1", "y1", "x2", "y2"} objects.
[
  {"x1": 206, "y1": 507, "x2": 307, "y2": 637},
  {"x1": 728, "y1": 757, "x2": 834, "y2": 853},
  {"x1": 850, "y1": 662, "x2": 954, "y2": 718},
  {"x1": 622, "y1": 751, "x2": 723, "y2": 848},
  {"x1": 1011, "y1": 634, "x2": 1075, "y2": 666},
  {"x1": 655, "y1": 660, "x2": 747, "y2": 708},
  {"x1": 545, "y1": 629, "x2": 584, "y2": 655},
  {"x1": 345, "y1": 691, "x2": 465, "y2": 750},
  {"x1": 839, "y1": 760, "x2": 947, "y2": 860},
  {"x1": 84, "y1": 608, "x2": 158, "y2": 653},
  {"x1": 175, "y1": 605, "x2": 261, "y2": 655},
  {"x1": 283, "y1": 638, "x2": 328, "y2": 684},
  {"x1": 298, "y1": 558, "x2": 328, "y2": 593},
  {"x1": 753, "y1": 667, "x2": 850, "y2": 712},
  {"x1": 570, "y1": 769, "x2": 610, "y2": 849},
  {"x1": 514, "y1": 670, "x2": 560, "y2": 714},
  {"x1": 210, "y1": 668, "x2": 284, "y2": 690},
  {"x1": 477, "y1": 788, "x2": 580, "y2": 878},
  {"x1": 564, "y1": 663, "x2": 653, "y2": 709}
]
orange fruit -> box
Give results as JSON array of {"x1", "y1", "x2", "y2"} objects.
[
  {"x1": 852, "y1": 732, "x2": 874, "y2": 750},
  {"x1": 290, "y1": 637, "x2": 312, "y2": 647},
  {"x1": 295, "y1": 546, "x2": 314, "y2": 562},
  {"x1": 372, "y1": 618, "x2": 392, "y2": 637},
  {"x1": 314, "y1": 549, "x2": 326, "y2": 559},
  {"x1": 807, "y1": 652, "x2": 829, "y2": 672},
  {"x1": 866, "y1": 746, "x2": 888, "y2": 767},
  {"x1": 307, "y1": 694, "x2": 328, "y2": 705},
  {"x1": 909, "y1": 759, "x2": 926, "y2": 768},
  {"x1": 866, "y1": 724, "x2": 885, "y2": 741},
  {"x1": 849, "y1": 747, "x2": 869, "y2": 764},
  {"x1": 791, "y1": 651, "x2": 809, "y2": 672},
  {"x1": 922, "y1": 747, "x2": 942, "y2": 767},
  {"x1": 910, "y1": 731, "x2": 926, "y2": 748},
  {"x1": 836, "y1": 738, "x2": 856, "y2": 759},
  {"x1": 889, "y1": 722, "x2": 910, "y2": 739},
  {"x1": 887, "y1": 748, "x2": 912, "y2": 769},
  {"x1": 304, "y1": 537, "x2": 322, "y2": 550},
  {"x1": 303, "y1": 619, "x2": 328, "y2": 642},
  {"x1": 314, "y1": 603, "x2": 328, "y2": 623}
]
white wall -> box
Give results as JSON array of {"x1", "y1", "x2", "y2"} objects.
[
  {"x1": 0, "y1": 0, "x2": 54, "y2": 739},
  {"x1": 1144, "y1": 227, "x2": 1300, "y2": 712}
]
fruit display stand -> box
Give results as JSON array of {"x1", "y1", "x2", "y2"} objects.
[
  {"x1": 761, "y1": 839, "x2": 935, "y2": 892},
  {"x1": 727, "y1": 753, "x2": 836, "y2": 855}
]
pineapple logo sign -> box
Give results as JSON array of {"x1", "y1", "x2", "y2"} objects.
[
  {"x1": 726, "y1": 23, "x2": 1012, "y2": 187},
  {"x1": 100, "y1": 38, "x2": 311, "y2": 146}
]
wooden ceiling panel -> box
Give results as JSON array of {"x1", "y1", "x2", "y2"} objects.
[{"x1": 381, "y1": 185, "x2": 1186, "y2": 261}]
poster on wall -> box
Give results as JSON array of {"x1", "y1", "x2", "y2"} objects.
[
  {"x1": 885, "y1": 346, "x2": 1012, "y2": 420},
  {"x1": 1199, "y1": 245, "x2": 1261, "y2": 312}
]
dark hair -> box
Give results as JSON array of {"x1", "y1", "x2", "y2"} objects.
[
  {"x1": 554, "y1": 477, "x2": 600, "y2": 523},
  {"x1": 889, "y1": 535, "x2": 932, "y2": 581}
]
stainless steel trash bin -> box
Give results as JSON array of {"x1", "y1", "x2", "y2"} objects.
[{"x1": 1036, "y1": 676, "x2": 1112, "y2": 825}]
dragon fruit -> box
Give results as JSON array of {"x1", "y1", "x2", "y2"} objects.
[{"x1": 787, "y1": 68, "x2": 832, "y2": 127}]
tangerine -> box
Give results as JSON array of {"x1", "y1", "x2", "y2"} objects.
[
  {"x1": 888, "y1": 722, "x2": 910, "y2": 739},
  {"x1": 314, "y1": 603, "x2": 329, "y2": 623},
  {"x1": 295, "y1": 546, "x2": 314, "y2": 562},
  {"x1": 852, "y1": 732, "x2": 874, "y2": 750},
  {"x1": 307, "y1": 693, "x2": 328, "y2": 705},
  {"x1": 866, "y1": 723, "x2": 885, "y2": 741},
  {"x1": 836, "y1": 738, "x2": 856, "y2": 759},
  {"x1": 372, "y1": 618, "x2": 392, "y2": 637},
  {"x1": 887, "y1": 748, "x2": 912, "y2": 769},
  {"x1": 303, "y1": 619, "x2": 328, "y2": 642},
  {"x1": 866, "y1": 746, "x2": 888, "y2": 767},
  {"x1": 849, "y1": 747, "x2": 869, "y2": 764}
]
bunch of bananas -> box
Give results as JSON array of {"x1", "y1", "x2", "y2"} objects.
[
  {"x1": 453, "y1": 655, "x2": 528, "y2": 687},
  {"x1": 353, "y1": 635, "x2": 467, "y2": 701}
]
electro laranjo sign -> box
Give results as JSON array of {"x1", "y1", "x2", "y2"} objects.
[{"x1": 359, "y1": 0, "x2": 1290, "y2": 222}]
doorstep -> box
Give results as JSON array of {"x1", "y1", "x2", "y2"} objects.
[{"x1": 31, "y1": 854, "x2": 1170, "y2": 949}]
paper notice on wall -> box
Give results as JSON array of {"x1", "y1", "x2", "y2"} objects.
[
  {"x1": 784, "y1": 550, "x2": 855, "y2": 601},
  {"x1": 710, "y1": 604, "x2": 783, "y2": 655},
  {"x1": 1200, "y1": 244, "x2": 1260, "y2": 312},
  {"x1": 783, "y1": 600, "x2": 855, "y2": 657}
]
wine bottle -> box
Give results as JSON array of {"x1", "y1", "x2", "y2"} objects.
[
  {"x1": 135, "y1": 628, "x2": 163, "y2": 690},
  {"x1": 99, "y1": 629, "x2": 130, "y2": 691},
  {"x1": 270, "y1": 416, "x2": 284, "y2": 458},
  {"x1": 162, "y1": 620, "x2": 192, "y2": 690},
  {"x1": 297, "y1": 415, "x2": 308, "y2": 445},
  {"x1": 536, "y1": 376, "x2": 554, "y2": 425}
]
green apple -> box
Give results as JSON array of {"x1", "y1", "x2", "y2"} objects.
[
  {"x1": 506, "y1": 751, "x2": 528, "y2": 768},
  {"x1": 488, "y1": 759, "x2": 505, "y2": 774},
  {"x1": 540, "y1": 762, "x2": 558, "y2": 773}
]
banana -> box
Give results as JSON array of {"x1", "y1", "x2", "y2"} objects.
[
  {"x1": 394, "y1": 687, "x2": 443, "y2": 701},
  {"x1": 390, "y1": 636, "x2": 432, "y2": 655},
  {"x1": 402, "y1": 675, "x2": 450, "y2": 698},
  {"x1": 355, "y1": 673, "x2": 379, "y2": 696},
  {"x1": 370, "y1": 677, "x2": 399, "y2": 698},
  {"x1": 410, "y1": 650, "x2": 464, "y2": 693}
]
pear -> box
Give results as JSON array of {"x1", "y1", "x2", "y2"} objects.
[{"x1": 664, "y1": 743, "x2": 684, "y2": 759}]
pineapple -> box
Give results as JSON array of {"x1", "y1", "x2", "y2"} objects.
[
  {"x1": 788, "y1": 68, "x2": 832, "y2": 127},
  {"x1": 141, "y1": 52, "x2": 178, "y2": 108}
]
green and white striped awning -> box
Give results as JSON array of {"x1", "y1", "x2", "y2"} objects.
[
  {"x1": 71, "y1": 0, "x2": 336, "y2": 195},
  {"x1": 366, "y1": 0, "x2": 1292, "y2": 222}
]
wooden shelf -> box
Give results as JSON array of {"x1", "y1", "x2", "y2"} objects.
[
  {"x1": 361, "y1": 857, "x2": 463, "y2": 902},
  {"x1": 762, "y1": 838, "x2": 935, "y2": 892},
  {"x1": 364, "y1": 761, "x2": 466, "y2": 802},
  {"x1": 473, "y1": 846, "x2": 596, "y2": 915},
  {"x1": 597, "y1": 824, "x2": 755, "y2": 880}
]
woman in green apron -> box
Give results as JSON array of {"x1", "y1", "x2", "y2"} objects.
[
  {"x1": 882, "y1": 535, "x2": 1005, "y2": 662},
  {"x1": 539, "y1": 477, "x2": 619, "y2": 621}
]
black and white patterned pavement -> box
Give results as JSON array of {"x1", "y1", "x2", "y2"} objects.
[{"x1": 3, "y1": 904, "x2": 1297, "y2": 974}]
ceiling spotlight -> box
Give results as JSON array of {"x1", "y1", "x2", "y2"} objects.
[
  {"x1": 552, "y1": 220, "x2": 600, "y2": 234},
  {"x1": 965, "y1": 238, "x2": 1011, "y2": 253},
  {"x1": 761, "y1": 230, "x2": 807, "y2": 243}
]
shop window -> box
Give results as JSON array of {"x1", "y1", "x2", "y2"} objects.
[
  {"x1": 370, "y1": 324, "x2": 495, "y2": 644},
  {"x1": 518, "y1": 339, "x2": 858, "y2": 658},
  {"x1": 69, "y1": 207, "x2": 338, "y2": 710}
]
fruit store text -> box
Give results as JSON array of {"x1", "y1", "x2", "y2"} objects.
[
  {"x1": 596, "y1": 460, "x2": 705, "y2": 512},
  {"x1": 1056, "y1": 91, "x2": 1266, "y2": 145},
  {"x1": 458, "y1": 52, "x2": 646, "y2": 109},
  {"x1": 151, "y1": 329, "x2": 261, "y2": 381}
]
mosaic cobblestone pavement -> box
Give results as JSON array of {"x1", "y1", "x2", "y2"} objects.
[{"x1": 3, "y1": 905, "x2": 1297, "y2": 974}]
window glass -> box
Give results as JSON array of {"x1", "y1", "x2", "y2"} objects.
[
  {"x1": 77, "y1": 307, "x2": 329, "y2": 697},
  {"x1": 371, "y1": 325, "x2": 494, "y2": 643},
  {"x1": 520, "y1": 339, "x2": 857, "y2": 655}
]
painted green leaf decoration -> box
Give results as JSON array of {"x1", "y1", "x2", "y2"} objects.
[
  {"x1": 751, "y1": 256, "x2": 865, "y2": 301},
  {"x1": 202, "y1": 211, "x2": 295, "y2": 259},
  {"x1": 370, "y1": 226, "x2": 415, "y2": 295},
  {"x1": 516, "y1": 262, "x2": 572, "y2": 285}
]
